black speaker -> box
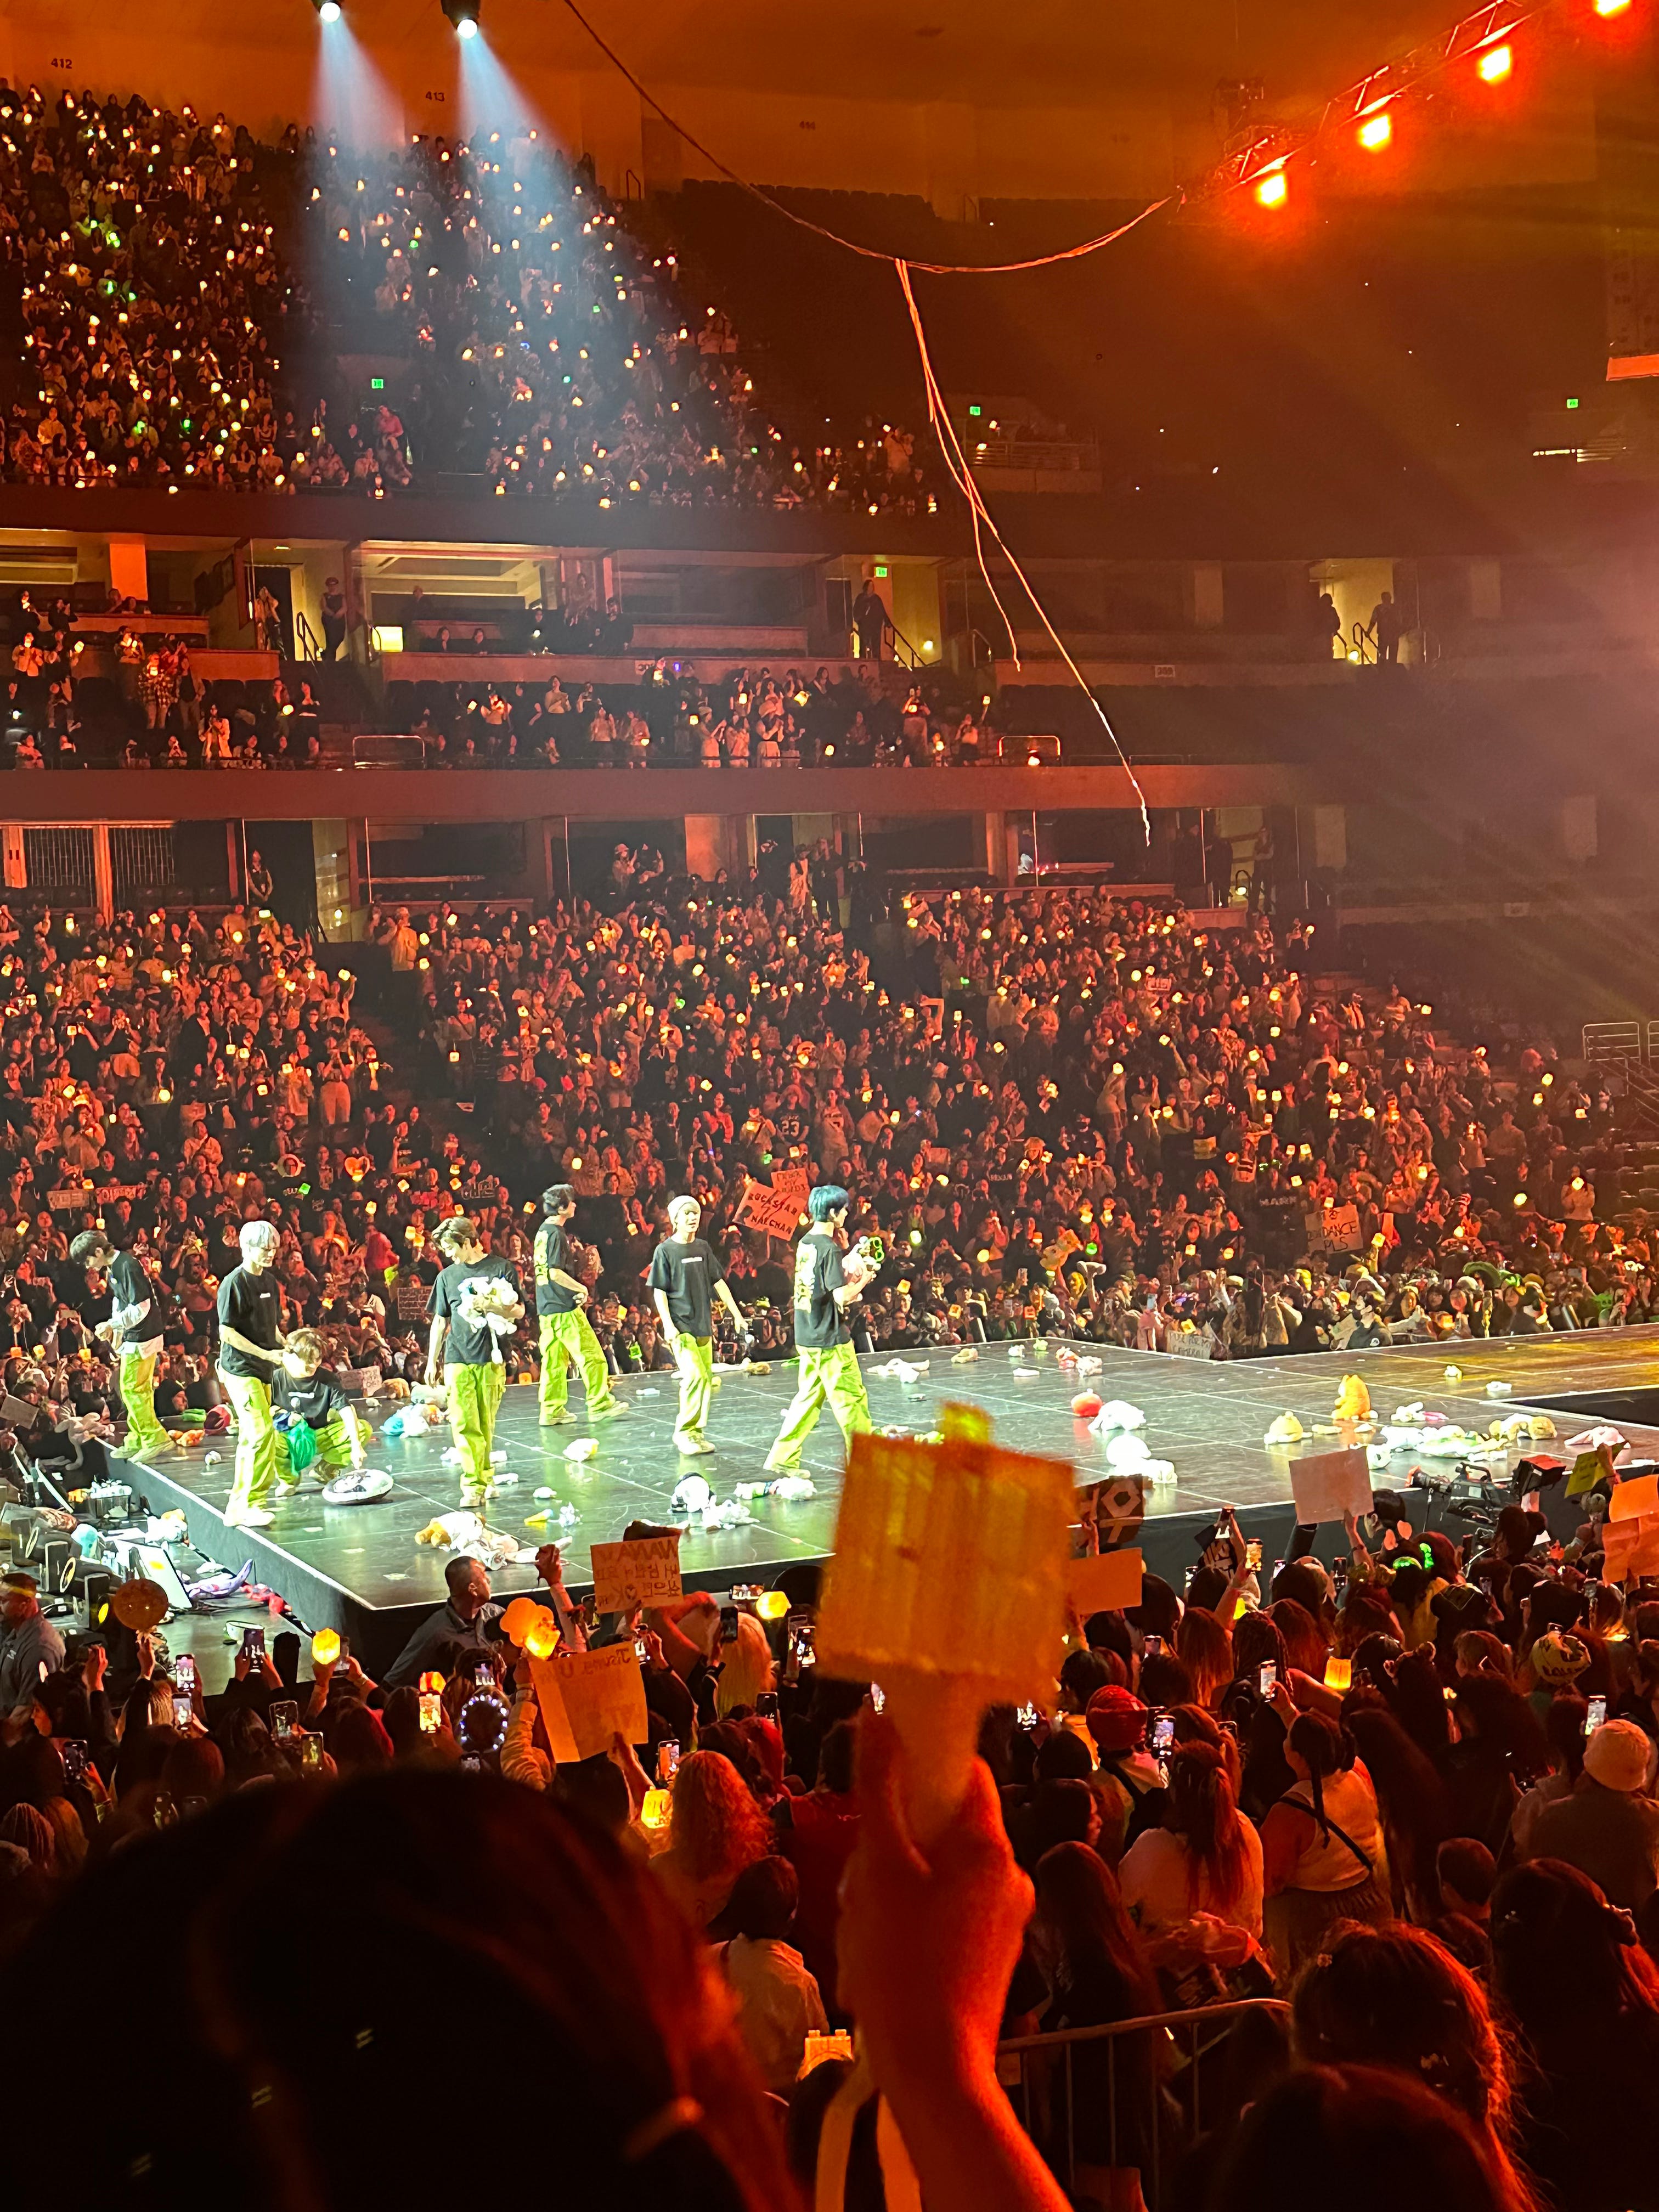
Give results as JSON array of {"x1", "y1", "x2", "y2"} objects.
[
  {"x1": 78, "y1": 1565, "x2": 113, "y2": 1632},
  {"x1": 40, "y1": 1537, "x2": 77, "y2": 1598}
]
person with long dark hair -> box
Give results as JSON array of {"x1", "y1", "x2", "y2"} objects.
[
  {"x1": 1029, "y1": 1841, "x2": 1164, "y2": 2208},
  {"x1": 1261, "y1": 1707, "x2": 1390, "y2": 1972},
  {"x1": 1491, "y1": 1858, "x2": 1659, "y2": 2211},
  {"x1": 1119, "y1": 1742, "x2": 1263, "y2": 1946}
]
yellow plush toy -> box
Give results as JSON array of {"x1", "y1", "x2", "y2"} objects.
[{"x1": 1333, "y1": 1375, "x2": 1371, "y2": 1422}]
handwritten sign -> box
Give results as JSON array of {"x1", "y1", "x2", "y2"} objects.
[
  {"x1": 1065, "y1": 1547, "x2": 1144, "y2": 1613},
  {"x1": 1306, "y1": 1203, "x2": 1362, "y2": 1253},
  {"x1": 531, "y1": 1641, "x2": 649, "y2": 1760},
  {"x1": 1289, "y1": 1445, "x2": 1373, "y2": 1525},
  {"x1": 1602, "y1": 1513, "x2": 1659, "y2": 1584},
  {"x1": 1161, "y1": 1328, "x2": 1214, "y2": 1360},
  {"x1": 589, "y1": 1532, "x2": 682, "y2": 1613},
  {"x1": 1609, "y1": 1472, "x2": 1659, "y2": 1523},
  {"x1": 736, "y1": 1173, "x2": 808, "y2": 1239}
]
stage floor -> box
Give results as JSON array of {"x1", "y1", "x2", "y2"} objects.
[{"x1": 109, "y1": 1329, "x2": 1659, "y2": 1672}]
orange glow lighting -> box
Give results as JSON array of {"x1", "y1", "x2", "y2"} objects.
[
  {"x1": 1254, "y1": 168, "x2": 1289, "y2": 208},
  {"x1": 1477, "y1": 42, "x2": 1513, "y2": 80}
]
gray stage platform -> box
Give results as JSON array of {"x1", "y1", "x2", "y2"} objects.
[{"x1": 105, "y1": 1330, "x2": 1659, "y2": 1673}]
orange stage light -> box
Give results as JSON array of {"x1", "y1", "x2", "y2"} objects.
[
  {"x1": 1254, "y1": 169, "x2": 1289, "y2": 208},
  {"x1": 1477, "y1": 41, "x2": 1513, "y2": 81},
  {"x1": 1357, "y1": 110, "x2": 1393, "y2": 150}
]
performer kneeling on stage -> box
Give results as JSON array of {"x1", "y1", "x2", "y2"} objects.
[
  {"x1": 764, "y1": 1185, "x2": 873, "y2": 1473},
  {"x1": 71, "y1": 1229, "x2": 170, "y2": 1462},
  {"x1": 273, "y1": 1328, "x2": 368, "y2": 1489},
  {"x1": 216, "y1": 1218, "x2": 287, "y2": 1529},
  {"x1": 426, "y1": 1215, "x2": 523, "y2": 1506},
  {"x1": 648, "y1": 1194, "x2": 748, "y2": 1456}
]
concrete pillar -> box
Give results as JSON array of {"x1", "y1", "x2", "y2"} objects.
[
  {"x1": 91, "y1": 824, "x2": 113, "y2": 923},
  {"x1": 981, "y1": 810, "x2": 1007, "y2": 882},
  {"x1": 525, "y1": 817, "x2": 557, "y2": 902},
  {"x1": 684, "y1": 815, "x2": 729, "y2": 881},
  {"x1": 1311, "y1": 805, "x2": 1348, "y2": 873},
  {"x1": 226, "y1": 823, "x2": 242, "y2": 901},
  {"x1": 1191, "y1": 564, "x2": 1224, "y2": 629},
  {"x1": 108, "y1": 538, "x2": 148, "y2": 605},
  {"x1": 1, "y1": 823, "x2": 22, "y2": 888}
]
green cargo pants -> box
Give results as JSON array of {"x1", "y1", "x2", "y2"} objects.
[
  {"x1": 538, "y1": 1310, "x2": 618, "y2": 1421},
  {"x1": 672, "y1": 1332, "x2": 714, "y2": 1450},
  {"x1": 118, "y1": 1345, "x2": 171, "y2": 1460},
  {"x1": 764, "y1": 1343, "x2": 872, "y2": 1471},
  {"x1": 447, "y1": 1360, "x2": 506, "y2": 1499},
  {"x1": 221, "y1": 1369, "x2": 276, "y2": 1515}
]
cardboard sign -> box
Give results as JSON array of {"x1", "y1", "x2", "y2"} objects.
[
  {"x1": 532, "y1": 1640, "x2": 650, "y2": 1760},
  {"x1": 1609, "y1": 1472, "x2": 1659, "y2": 1523},
  {"x1": 1077, "y1": 1474, "x2": 1147, "y2": 1549},
  {"x1": 48, "y1": 1187, "x2": 93, "y2": 1211},
  {"x1": 1162, "y1": 1328, "x2": 1214, "y2": 1359},
  {"x1": 1305, "y1": 1202, "x2": 1362, "y2": 1253},
  {"x1": 1289, "y1": 1444, "x2": 1373, "y2": 1525},
  {"x1": 735, "y1": 1174, "x2": 808, "y2": 1239},
  {"x1": 589, "y1": 1532, "x2": 682, "y2": 1613},
  {"x1": 1065, "y1": 1546, "x2": 1144, "y2": 1613},
  {"x1": 1602, "y1": 1513, "x2": 1659, "y2": 1585}
]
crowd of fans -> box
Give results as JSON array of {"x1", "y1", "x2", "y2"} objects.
[
  {"x1": 0, "y1": 872, "x2": 1654, "y2": 2208},
  {"x1": 0, "y1": 81, "x2": 926, "y2": 514},
  {"x1": 5, "y1": 1456, "x2": 1659, "y2": 2210},
  {"x1": 0, "y1": 876, "x2": 1641, "y2": 1442}
]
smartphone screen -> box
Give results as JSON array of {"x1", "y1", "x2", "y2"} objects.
[
  {"x1": 419, "y1": 1691, "x2": 442, "y2": 1735},
  {"x1": 171, "y1": 1693, "x2": 193, "y2": 1729},
  {"x1": 175, "y1": 1654, "x2": 197, "y2": 1689},
  {"x1": 300, "y1": 1734, "x2": 322, "y2": 1769},
  {"x1": 869, "y1": 1683, "x2": 885, "y2": 1713},
  {"x1": 657, "y1": 1737, "x2": 681, "y2": 1784},
  {"x1": 719, "y1": 1604, "x2": 740, "y2": 1645},
  {"x1": 1245, "y1": 1539, "x2": 1263, "y2": 1571},
  {"x1": 60, "y1": 1737, "x2": 88, "y2": 1781},
  {"x1": 269, "y1": 1700, "x2": 298, "y2": 1740},
  {"x1": 1145, "y1": 1634, "x2": 1164, "y2": 1659},
  {"x1": 1587, "y1": 1695, "x2": 1608, "y2": 1733},
  {"x1": 1152, "y1": 1713, "x2": 1176, "y2": 1753},
  {"x1": 755, "y1": 1691, "x2": 780, "y2": 1721},
  {"x1": 1015, "y1": 1702, "x2": 1039, "y2": 1730},
  {"x1": 1258, "y1": 1662, "x2": 1278, "y2": 1696},
  {"x1": 242, "y1": 1626, "x2": 265, "y2": 1658},
  {"x1": 634, "y1": 1632, "x2": 650, "y2": 1662}
]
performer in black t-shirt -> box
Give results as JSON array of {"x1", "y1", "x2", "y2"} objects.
[
  {"x1": 532, "y1": 1184, "x2": 624, "y2": 1426},
  {"x1": 215, "y1": 1218, "x2": 286, "y2": 1528},
  {"x1": 764, "y1": 1185, "x2": 873, "y2": 1473},
  {"x1": 71, "y1": 1229, "x2": 170, "y2": 1461},
  {"x1": 647, "y1": 1195, "x2": 747, "y2": 1455},
  {"x1": 425, "y1": 1215, "x2": 523, "y2": 1505}
]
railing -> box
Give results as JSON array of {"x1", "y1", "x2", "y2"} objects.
[
  {"x1": 888, "y1": 621, "x2": 927, "y2": 673},
  {"x1": 1348, "y1": 620, "x2": 1374, "y2": 665},
  {"x1": 294, "y1": 610, "x2": 323, "y2": 663},
  {"x1": 997, "y1": 1998, "x2": 1290, "y2": 2209},
  {"x1": 967, "y1": 437, "x2": 1102, "y2": 472},
  {"x1": 1583, "y1": 1020, "x2": 1643, "y2": 1063}
]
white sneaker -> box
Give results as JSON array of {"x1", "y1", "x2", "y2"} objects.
[
  {"x1": 224, "y1": 1503, "x2": 274, "y2": 1529},
  {"x1": 675, "y1": 1437, "x2": 715, "y2": 1455}
]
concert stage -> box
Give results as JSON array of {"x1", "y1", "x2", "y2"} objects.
[{"x1": 106, "y1": 1331, "x2": 1659, "y2": 1674}]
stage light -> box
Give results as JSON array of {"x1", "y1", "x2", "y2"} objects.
[
  {"x1": 1476, "y1": 41, "x2": 1513, "y2": 81},
  {"x1": 1254, "y1": 168, "x2": 1289, "y2": 208},
  {"x1": 1357, "y1": 109, "x2": 1392, "y2": 151},
  {"x1": 1595, "y1": 0, "x2": 1630, "y2": 14},
  {"x1": 314, "y1": 0, "x2": 342, "y2": 19},
  {"x1": 444, "y1": 0, "x2": 481, "y2": 34}
]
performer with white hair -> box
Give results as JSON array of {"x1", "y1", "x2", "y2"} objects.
[
  {"x1": 216, "y1": 1217, "x2": 287, "y2": 1528},
  {"x1": 647, "y1": 1194, "x2": 747, "y2": 1456}
]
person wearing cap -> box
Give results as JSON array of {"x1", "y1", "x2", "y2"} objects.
[
  {"x1": 0, "y1": 1569, "x2": 65, "y2": 1726},
  {"x1": 1086, "y1": 1685, "x2": 1164, "y2": 1864},
  {"x1": 649, "y1": 1194, "x2": 746, "y2": 1457},
  {"x1": 1524, "y1": 1717, "x2": 1659, "y2": 1910}
]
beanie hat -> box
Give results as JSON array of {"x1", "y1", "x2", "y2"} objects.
[
  {"x1": 1530, "y1": 1629, "x2": 1590, "y2": 1686},
  {"x1": 1085, "y1": 1684, "x2": 1148, "y2": 1754},
  {"x1": 1583, "y1": 1718, "x2": 1651, "y2": 1793}
]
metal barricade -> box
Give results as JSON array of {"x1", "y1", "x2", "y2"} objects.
[
  {"x1": 997, "y1": 1998, "x2": 1291, "y2": 2209},
  {"x1": 1582, "y1": 1020, "x2": 1642, "y2": 1065}
]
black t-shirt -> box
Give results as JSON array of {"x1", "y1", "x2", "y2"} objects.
[
  {"x1": 792, "y1": 1229, "x2": 849, "y2": 1350},
  {"x1": 428, "y1": 1256, "x2": 521, "y2": 1367},
  {"x1": 108, "y1": 1250, "x2": 162, "y2": 1348},
  {"x1": 216, "y1": 1264, "x2": 282, "y2": 1380},
  {"x1": 647, "y1": 1236, "x2": 724, "y2": 1338},
  {"x1": 533, "y1": 1218, "x2": 579, "y2": 1316},
  {"x1": 273, "y1": 1365, "x2": 349, "y2": 1426}
]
